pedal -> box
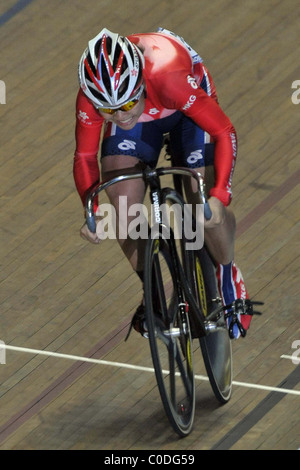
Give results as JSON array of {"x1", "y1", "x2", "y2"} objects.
[{"x1": 223, "y1": 299, "x2": 264, "y2": 339}]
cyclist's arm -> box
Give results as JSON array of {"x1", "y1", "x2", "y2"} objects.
[
  {"x1": 183, "y1": 88, "x2": 237, "y2": 207},
  {"x1": 73, "y1": 89, "x2": 104, "y2": 212},
  {"x1": 160, "y1": 73, "x2": 237, "y2": 207}
]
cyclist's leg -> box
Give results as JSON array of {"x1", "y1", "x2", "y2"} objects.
[
  {"x1": 199, "y1": 164, "x2": 236, "y2": 265},
  {"x1": 170, "y1": 116, "x2": 251, "y2": 338},
  {"x1": 100, "y1": 154, "x2": 147, "y2": 274},
  {"x1": 197, "y1": 167, "x2": 251, "y2": 338},
  {"x1": 101, "y1": 156, "x2": 158, "y2": 337},
  {"x1": 101, "y1": 115, "x2": 183, "y2": 273},
  {"x1": 101, "y1": 115, "x2": 184, "y2": 335},
  {"x1": 100, "y1": 120, "x2": 162, "y2": 273}
]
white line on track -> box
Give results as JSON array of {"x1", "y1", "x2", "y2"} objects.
[
  {"x1": 1, "y1": 344, "x2": 300, "y2": 396},
  {"x1": 281, "y1": 354, "x2": 300, "y2": 364}
]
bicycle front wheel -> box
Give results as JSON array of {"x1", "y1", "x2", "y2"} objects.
[{"x1": 144, "y1": 230, "x2": 195, "y2": 437}]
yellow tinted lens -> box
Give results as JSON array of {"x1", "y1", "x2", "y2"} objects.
[
  {"x1": 101, "y1": 108, "x2": 115, "y2": 114},
  {"x1": 121, "y1": 100, "x2": 138, "y2": 112},
  {"x1": 100, "y1": 99, "x2": 138, "y2": 114}
]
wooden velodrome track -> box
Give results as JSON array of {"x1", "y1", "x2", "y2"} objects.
[{"x1": 0, "y1": 0, "x2": 299, "y2": 451}]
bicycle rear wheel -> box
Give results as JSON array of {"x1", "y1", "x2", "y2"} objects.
[
  {"x1": 161, "y1": 187, "x2": 232, "y2": 403},
  {"x1": 144, "y1": 229, "x2": 195, "y2": 437},
  {"x1": 190, "y1": 248, "x2": 232, "y2": 403}
]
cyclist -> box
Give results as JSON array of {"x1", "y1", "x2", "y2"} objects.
[{"x1": 74, "y1": 27, "x2": 252, "y2": 339}]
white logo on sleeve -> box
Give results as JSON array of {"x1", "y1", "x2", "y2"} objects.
[{"x1": 78, "y1": 110, "x2": 91, "y2": 124}]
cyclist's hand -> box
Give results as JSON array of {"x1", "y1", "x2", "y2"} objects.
[
  {"x1": 204, "y1": 197, "x2": 226, "y2": 228},
  {"x1": 80, "y1": 218, "x2": 103, "y2": 244}
]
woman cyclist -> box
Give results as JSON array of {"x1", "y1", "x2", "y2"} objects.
[{"x1": 74, "y1": 27, "x2": 253, "y2": 339}]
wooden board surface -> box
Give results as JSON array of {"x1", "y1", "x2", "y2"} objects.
[{"x1": 0, "y1": 0, "x2": 299, "y2": 450}]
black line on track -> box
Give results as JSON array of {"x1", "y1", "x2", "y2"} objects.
[
  {"x1": 211, "y1": 365, "x2": 300, "y2": 450},
  {"x1": 0, "y1": 0, "x2": 35, "y2": 27}
]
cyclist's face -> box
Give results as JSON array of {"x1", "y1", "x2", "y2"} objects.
[{"x1": 99, "y1": 94, "x2": 145, "y2": 130}]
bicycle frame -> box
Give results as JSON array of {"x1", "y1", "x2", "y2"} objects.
[
  {"x1": 85, "y1": 165, "x2": 223, "y2": 336},
  {"x1": 85, "y1": 166, "x2": 211, "y2": 234}
]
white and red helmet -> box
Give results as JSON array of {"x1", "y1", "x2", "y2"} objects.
[{"x1": 78, "y1": 28, "x2": 145, "y2": 109}]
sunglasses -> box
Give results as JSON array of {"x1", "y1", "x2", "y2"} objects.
[
  {"x1": 99, "y1": 98, "x2": 139, "y2": 115},
  {"x1": 95, "y1": 83, "x2": 145, "y2": 115}
]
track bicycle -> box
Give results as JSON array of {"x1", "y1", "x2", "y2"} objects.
[{"x1": 85, "y1": 163, "x2": 234, "y2": 437}]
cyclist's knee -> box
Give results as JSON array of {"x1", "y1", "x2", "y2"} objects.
[
  {"x1": 101, "y1": 155, "x2": 146, "y2": 206},
  {"x1": 204, "y1": 222, "x2": 235, "y2": 265},
  {"x1": 101, "y1": 154, "x2": 141, "y2": 179}
]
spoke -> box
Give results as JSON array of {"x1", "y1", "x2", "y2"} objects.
[
  {"x1": 168, "y1": 343, "x2": 176, "y2": 407},
  {"x1": 153, "y1": 254, "x2": 169, "y2": 321},
  {"x1": 166, "y1": 332, "x2": 193, "y2": 406},
  {"x1": 174, "y1": 340, "x2": 194, "y2": 397}
]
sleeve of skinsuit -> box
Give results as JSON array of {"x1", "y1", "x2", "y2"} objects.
[
  {"x1": 158, "y1": 71, "x2": 237, "y2": 206},
  {"x1": 73, "y1": 89, "x2": 104, "y2": 211}
]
